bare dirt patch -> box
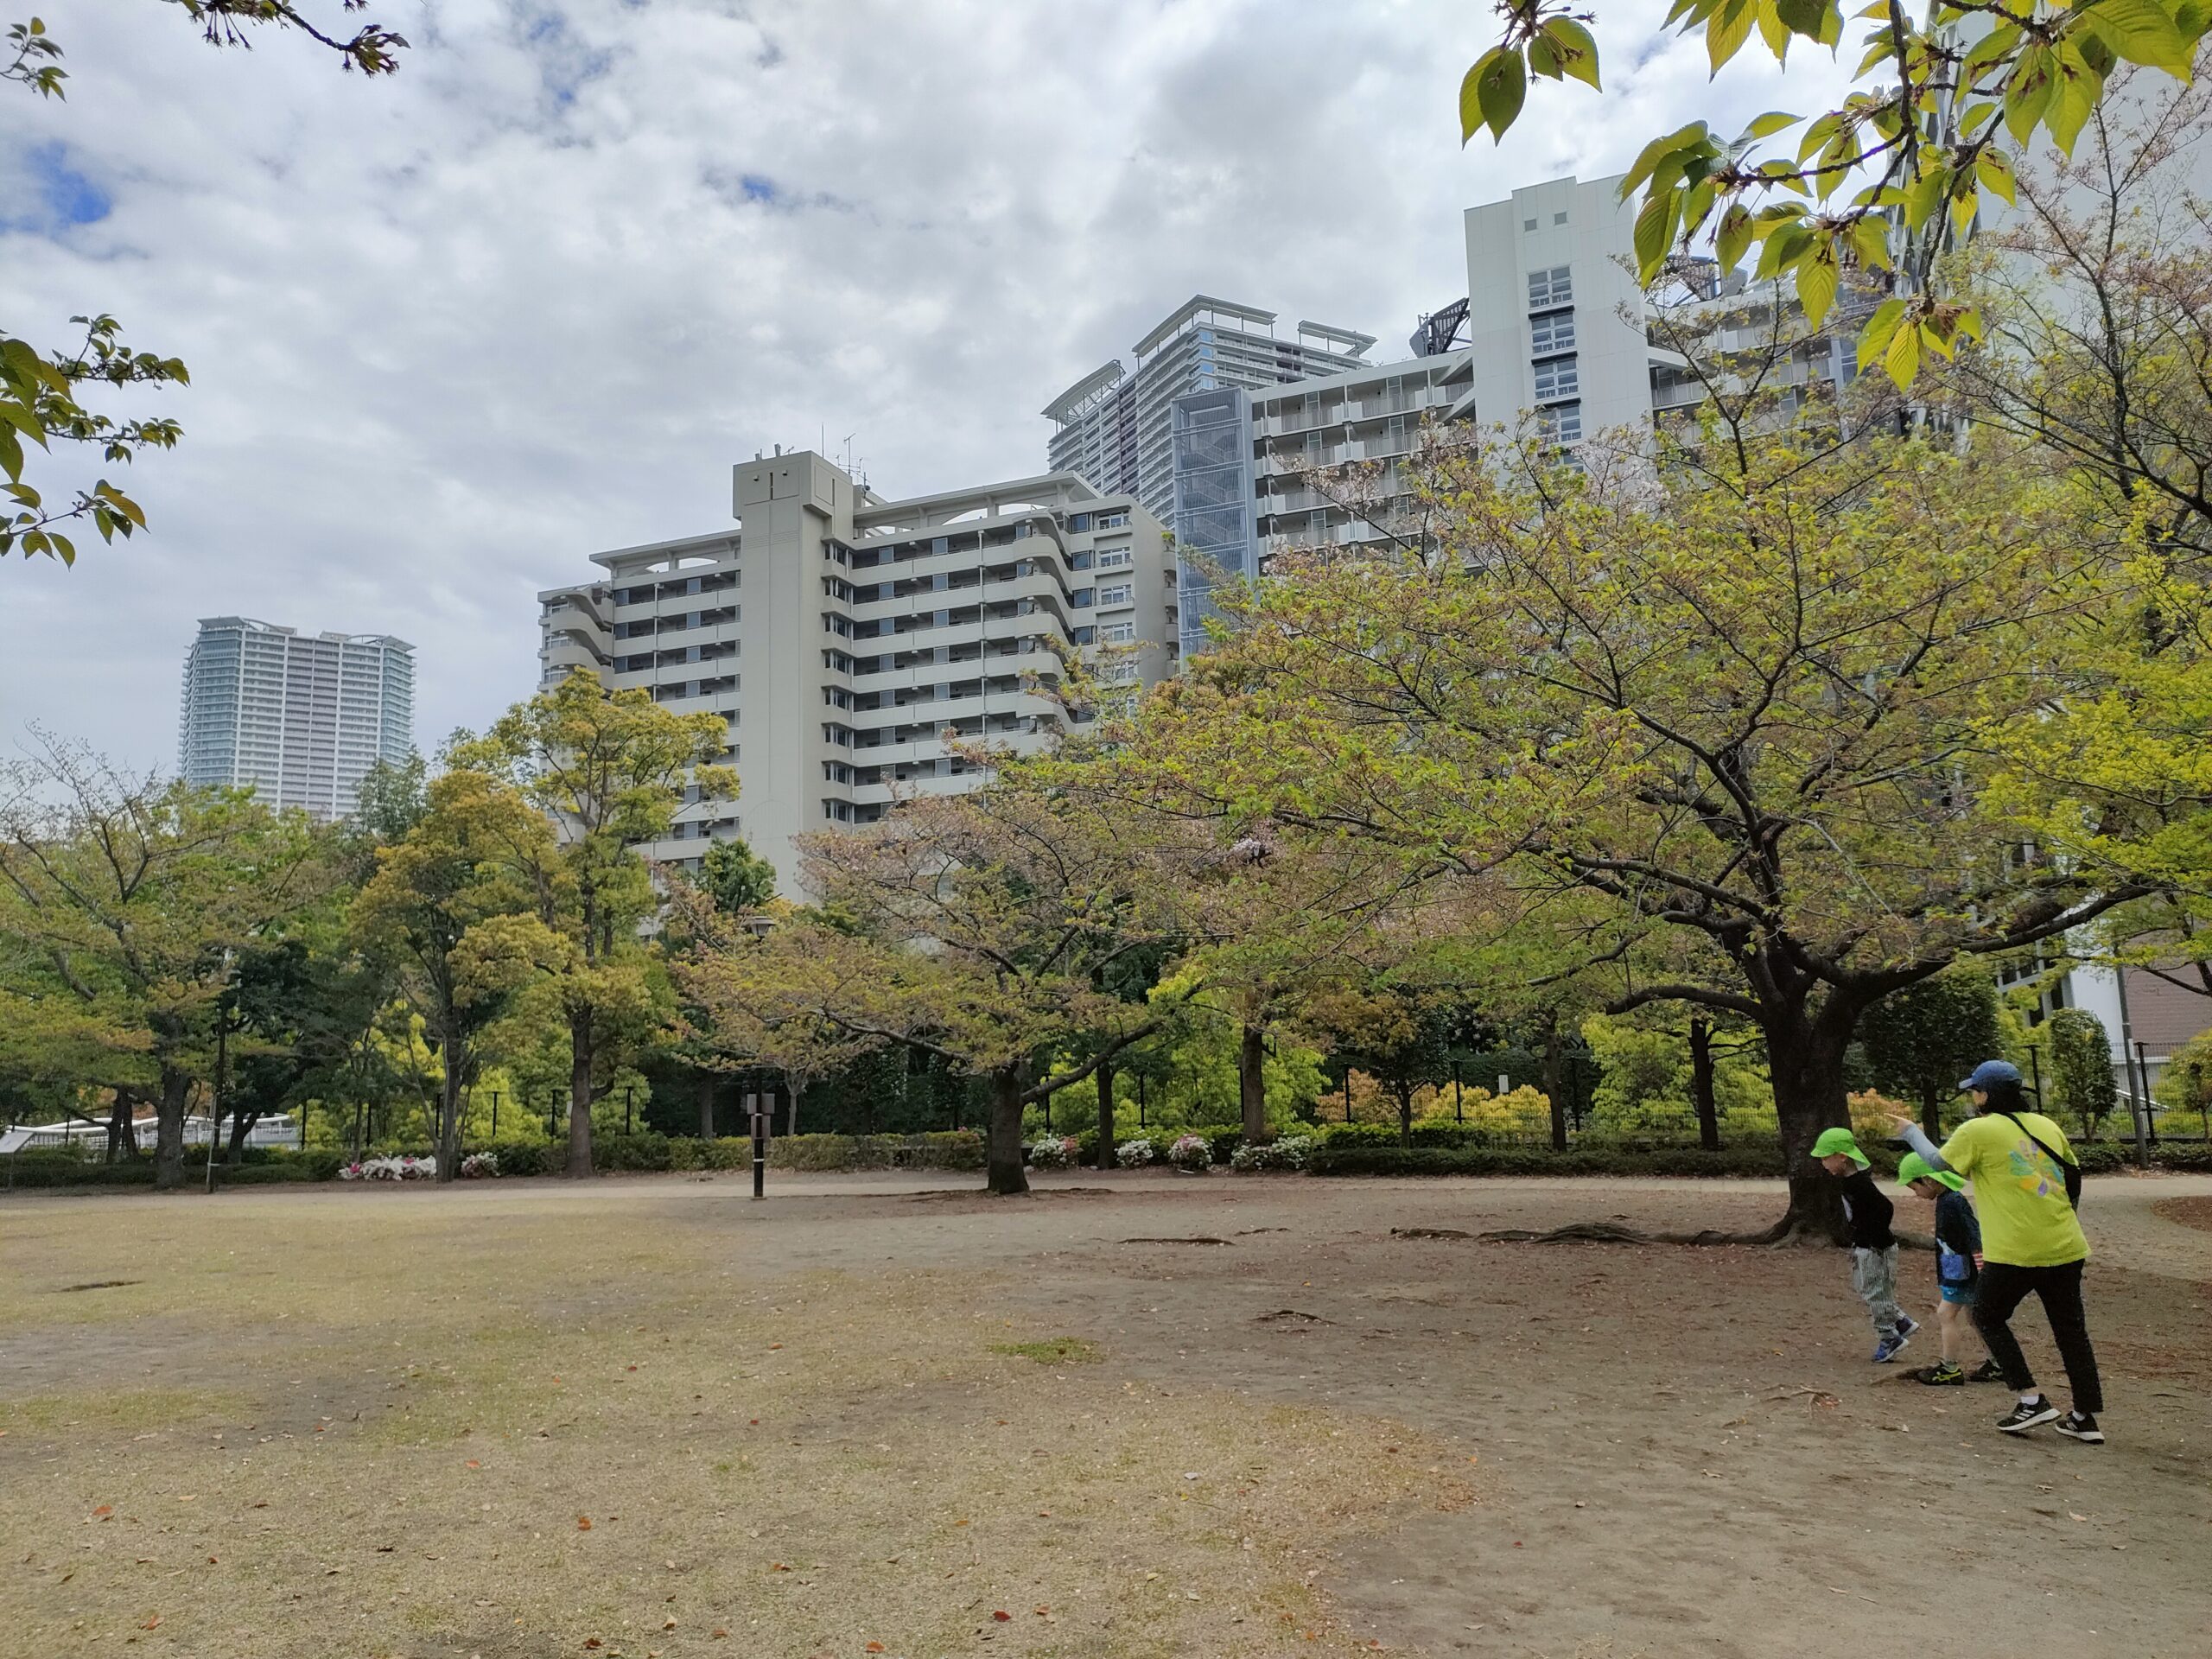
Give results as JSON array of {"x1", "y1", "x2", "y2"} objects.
[{"x1": 3, "y1": 1171, "x2": 2209, "y2": 1658}]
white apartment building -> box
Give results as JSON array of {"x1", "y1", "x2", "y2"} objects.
[
  {"x1": 178, "y1": 617, "x2": 415, "y2": 821},
  {"x1": 537, "y1": 450, "x2": 1175, "y2": 893},
  {"x1": 1045, "y1": 296, "x2": 1377, "y2": 522}
]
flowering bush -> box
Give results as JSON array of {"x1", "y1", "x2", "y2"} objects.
[
  {"x1": 1027, "y1": 1135, "x2": 1081, "y2": 1170},
  {"x1": 1116, "y1": 1136, "x2": 1156, "y2": 1168},
  {"x1": 459, "y1": 1152, "x2": 500, "y2": 1179},
  {"x1": 339, "y1": 1154, "x2": 437, "y2": 1182},
  {"x1": 1230, "y1": 1134, "x2": 1315, "y2": 1173},
  {"x1": 1167, "y1": 1134, "x2": 1211, "y2": 1173}
]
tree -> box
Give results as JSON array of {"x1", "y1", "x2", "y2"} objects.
[
  {"x1": 1459, "y1": 0, "x2": 2209, "y2": 386},
  {"x1": 458, "y1": 671, "x2": 734, "y2": 1178},
  {"x1": 680, "y1": 781, "x2": 1181, "y2": 1194},
  {"x1": 2044, "y1": 1005, "x2": 2121, "y2": 1135},
  {"x1": 0, "y1": 738, "x2": 334, "y2": 1186},
  {"x1": 353, "y1": 767, "x2": 551, "y2": 1179},
  {"x1": 1110, "y1": 422, "x2": 2165, "y2": 1236},
  {"x1": 1303, "y1": 984, "x2": 1465, "y2": 1146},
  {"x1": 699, "y1": 836, "x2": 778, "y2": 915},
  {"x1": 3, "y1": 5, "x2": 405, "y2": 562},
  {"x1": 1859, "y1": 969, "x2": 2005, "y2": 1138}
]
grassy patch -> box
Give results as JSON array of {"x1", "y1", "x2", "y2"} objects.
[{"x1": 989, "y1": 1335, "x2": 1103, "y2": 1365}]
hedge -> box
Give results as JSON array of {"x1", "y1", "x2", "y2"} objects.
[
  {"x1": 1307, "y1": 1145, "x2": 1792, "y2": 1179},
  {"x1": 766, "y1": 1131, "x2": 987, "y2": 1172}
]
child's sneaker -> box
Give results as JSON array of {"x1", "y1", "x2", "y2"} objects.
[
  {"x1": 1895, "y1": 1314, "x2": 1921, "y2": 1343},
  {"x1": 1997, "y1": 1396, "x2": 2061, "y2": 1433},
  {"x1": 2053, "y1": 1410, "x2": 2104, "y2": 1445},
  {"x1": 1872, "y1": 1332, "x2": 1911, "y2": 1363},
  {"x1": 1912, "y1": 1361, "x2": 1965, "y2": 1386},
  {"x1": 1968, "y1": 1358, "x2": 2007, "y2": 1383}
]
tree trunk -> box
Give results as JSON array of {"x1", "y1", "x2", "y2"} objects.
[
  {"x1": 1764, "y1": 1009, "x2": 1853, "y2": 1243},
  {"x1": 154, "y1": 1064, "x2": 189, "y2": 1192},
  {"x1": 1239, "y1": 1023, "x2": 1271, "y2": 1145},
  {"x1": 226, "y1": 1109, "x2": 255, "y2": 1168},
  {"x1": 1541, "y1": 1016, "x2": 1568, "y2": 1150},
  {"x1": 1919, "y1": 1081, "x2": 1942, "y2": 1141},
  {"x1": 1689, "y1": 1018, "x2": 1720, "y2": 1151},
  {"x1": 566, "y1": 1018, "x2": 595, "y2": 1179},
  {"x1": 435, "y1": 1034, "x2": 466, "y2": 1183},
  {"x1": 987, "y1": 1068, "x2": 1028, "y2": 1196},
  {"x1": 697, "y1": 1072, "x2": 718, "y2": 1140},
  {"x1": 1095, "y1": 1059, "x2": 1116, "y2": 1171},
  {"x1": 1395, "y1": 1082, "x2": 1414, "y2": 1147}
]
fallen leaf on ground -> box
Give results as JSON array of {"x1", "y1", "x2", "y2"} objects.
[
  {"x1": 992, "y1": 1611, "x2": 1012, "y2": 1622},
  {"x1": 866, "y1": 1645, "x2": 884, "y2": 1653},
  {"x1": 465, "y1": 1460, "x2": 480, "y2": 1469},
  {"x1": 92, "y1": 1506, "x2": 112, "y2": 1519},
  {"x1": 576, "y1": 1516, "x2": 593, "y2": 1531}
]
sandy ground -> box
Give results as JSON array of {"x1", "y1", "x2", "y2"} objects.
[{"x1": 3, "y1": 1170, "x2": 2208, "y2": 1659}]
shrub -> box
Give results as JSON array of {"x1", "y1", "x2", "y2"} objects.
[
  {"x1": 1, "y1": 1152, "x2": 156, "y2": 1188},
  {"x1": 1317, "y1": 1122, "x2": 1398, "y2": 1149},
  {"x1": 1167, "y1": 1134, "x2": 1211, "y2": 1173},
  {"x1": 763, "y1": 1131, "x2": 988, "y2": 1173},
  {"x1": 340, "y1": 1154, "x2": 437, "y2": 1181},
  {"x1": 1027, "y1": 1135, "x2": 1080, "y2": 1170},
  {"x1": 594, "y1": 1132, "x2": 673, "y2": 1173},
  {"x1": 1307, "y1": 1144, "x2": 1791, "y2": 1179},
  {"x1": 486, "y1": 1140, "x2": 550, "y2": 1177},
  {"x1": 1230, "y1": 1134, "x2": 1315, "y2": 1172},
  {"x1": 1205, "y1": 1129, "x2": 1243, "y2": 1165},
  {"x1": 460, "y1": 1152, "x2": 500, "y2": 1179},
  {"x1": 1116, "y1": 1136, "x2": 1156, "y2": 1168}
]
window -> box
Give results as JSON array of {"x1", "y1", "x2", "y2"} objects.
[
  {"x1": 1096, "y1": 511, "x2": 1128, "y2": 529},
  {"x1": 1522, "y1": 217, "x2": 1538, "y2": 232},
  {"x1": 1073, "y1": 588, "x2": 1096, "y2": 608},
  {"x1": 1529, "y1": 311, "x2": 1576, "y2": 356},
  {"x1": 1532, "y1": 356, "x2": 1580, "y2": 402},
  {"x1": 1097, "y1": 620, "x2": 1136, "y2": 645},
  {"x1": 1537, "y1": 401, "x2": 1583, "y2": 444},
  {"x1": 1553, "y1": 210, "x2": 1568, "y2": 225},
  {"x1": 1528, "y1": 265, "x2": 1573, "y2": 308},
  {"x1": 1096, "y1": 582, "x2": 1134, "y2": 607},
  {"x1": 1095, "y1": 546, "x2": 1131, "y2": 569}
]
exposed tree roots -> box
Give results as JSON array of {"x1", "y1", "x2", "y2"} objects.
[
  {"x1": 1120, "y1": 1236, "x2": 1234, "y2": 1246},
  {"x1": 1393, "y1": 1217, "x2": 1936, "y2": 1250}
]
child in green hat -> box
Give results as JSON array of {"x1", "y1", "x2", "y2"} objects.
[
  {"x1": 1896, "y1": 1152, "x2": 2002, "y2": 1386},
  {"x1": 1814, "y1": 1127, "x2": 1918, "y2": 1362}
]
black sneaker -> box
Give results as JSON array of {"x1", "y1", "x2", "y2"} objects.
[
  {"x1": 2053, "y1": 1410, "x2": 2105, "y2": 1445},
  {"x1": 1968, "y1": 1359, "x2": 2007, "y2": 1383},
  {"x1": 1997, "y1": 1397, "x2": 2061, "y2": 1433},
  {"x1": 1913, "y1": 1362, "x2": 1965, "y2": 1386}
]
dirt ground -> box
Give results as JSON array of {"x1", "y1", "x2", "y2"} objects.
[{"x1": 3, "y1": 1171, "x2": 2208, "y2": 1659}]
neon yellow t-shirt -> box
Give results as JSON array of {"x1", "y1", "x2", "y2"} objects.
[{"x1": 1937, "y1": 1112, "x2": 2088, "y2": 1268}]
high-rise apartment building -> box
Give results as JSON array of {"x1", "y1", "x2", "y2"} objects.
[
  {"x1": 178, "y1": 617, "x2": 415, "y2": 821},
  {"x1": 538, "y1": 451, "x2": 1175, "y2": 893},
  {"x1": 1044, "y1": 296, "x2": 1377, "y2": 521}
]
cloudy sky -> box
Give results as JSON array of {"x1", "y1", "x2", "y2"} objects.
[{"x1": 1, "y1": 0, "x2": 1848, "y2": 767}]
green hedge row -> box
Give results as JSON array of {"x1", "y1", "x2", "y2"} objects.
[{"x1": 1307, "y1": 1144, "x2": 1793, "y2": 1179}]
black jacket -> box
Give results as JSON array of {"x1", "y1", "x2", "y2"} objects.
[{"x1": 1836, "y1": 1168, "x2": 1896, "y2": 1249}]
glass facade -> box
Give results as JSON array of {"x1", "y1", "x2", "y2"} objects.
[{"x1": 1168, "y1": 386, "x2": 1258, "y2": 662}]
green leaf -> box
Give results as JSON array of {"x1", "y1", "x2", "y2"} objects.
[
  {"x1": 1541, "y1": 17, "x2": 1602, "y2": 89},
  {"x1": 1738, "y1": 110, "x2": 1801, "y2": 143},
  {"x1": 2005, "y1": 46, "x2": 2057, "y2": 144},
  {"x1": 1850, "y1": 215, "x2": 1893, "y2": 271},
  {"x1": 1974, "y1": 146, "x2": 2017, "y2": 205},
  {"x1": 1775, "y1": 0, "x2": 1830, "y2": 38},
  {"x1": 1635, "y1": 188, "x2": 1681, "y2": 278},
  {"x1": 1885, "y1": 317, "x2": 1923, "y2": 387},
  {"x1": 1754, "y1": 221, "x2": 1814, "y2": 277},
  {"x1": 2048, "y1": 57, "x2": 2101, "y2": 154},
  {"x1": 1709, "y1": 0, "x2": 1758, "y2": 73},
  {"x1": 1529, "y1": 32, "x2": 1561, "y2": 78},
  {"x1": 2078, "y1": 0, "x2": 2194, "y2": 73},
  {"x1": 1796, "y1": 243, "x2": 1840, "y2": 328},
  {"x1": 1857, "y1": 297, "x2": 1907, "y2": 372},
  {"x1": 1620, "y1": 123, "x2": 1711, "y2": 198},
  {"x1": 1461, "y1": 46, "x2": 1527, "y2": 144},
  {"x1": 1757, "y1": 0, "x2": 1793, "y2": 61},
  {"x1": 0, "y1": 427, "x2": 20, "y2": 486},
  {"x1": 1715, "y1": 202, "x2": 1754, "y2": 271}
]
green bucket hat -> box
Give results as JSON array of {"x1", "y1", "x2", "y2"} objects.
[
  {"x1": 1897, "y1": 1151, "x2": 1965, "y2": 1193},
  {"x1": 1811, "y1": 1127, "x2": 1869, "y2": 1167}
]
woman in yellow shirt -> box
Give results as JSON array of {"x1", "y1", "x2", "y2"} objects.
[{"x1": 1891, "y1": 1059, "x2": 2102, "y2": 1445}]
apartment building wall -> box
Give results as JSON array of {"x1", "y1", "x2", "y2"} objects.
[
  {"x1": 538, "y1": 452, "x2": 1175, "y2": 895},
  {"x1": 1167, "y1": 351, "x2": 1475, "y2": 658},
  {"x1": 1463, "y1": 173, "x2": 1649, "y2": 444},
  {"x1": 1046, "y1": 296, "x2": 1376, "y2": 521},
  {"x1": 178, "y1": 617, "x2": 414, "y2": 822}
]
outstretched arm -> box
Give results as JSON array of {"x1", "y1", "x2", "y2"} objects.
[{"x1": 1888, "y1": 1116, "x2": 1954, "y2": 1173}]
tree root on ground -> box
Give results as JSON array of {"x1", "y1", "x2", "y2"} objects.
[
  {"x1": 1414, "y1": 1218, "x2": 1939, "y2": 1250},
  {"x1": 1120, "y1": 1235, "x2": 1234, "y2": 1245}
]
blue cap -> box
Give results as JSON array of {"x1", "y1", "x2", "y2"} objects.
[{"x1": 1958, "y1": 1058, "x2": 2021, "y2": 1093}]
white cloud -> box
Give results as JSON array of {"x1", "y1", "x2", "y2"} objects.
[{"x1": 0, "y1": 0, "x2": 1855, "y2": 766}]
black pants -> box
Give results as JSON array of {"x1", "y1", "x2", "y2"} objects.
[{"x1": 1973, "y1": 1259, "x2": 2103, "y2": 1414}]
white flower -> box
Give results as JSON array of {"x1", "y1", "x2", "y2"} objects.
[{"x1": 1115, "y1": 1137, "x2": 1155, "y2": 1168}]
